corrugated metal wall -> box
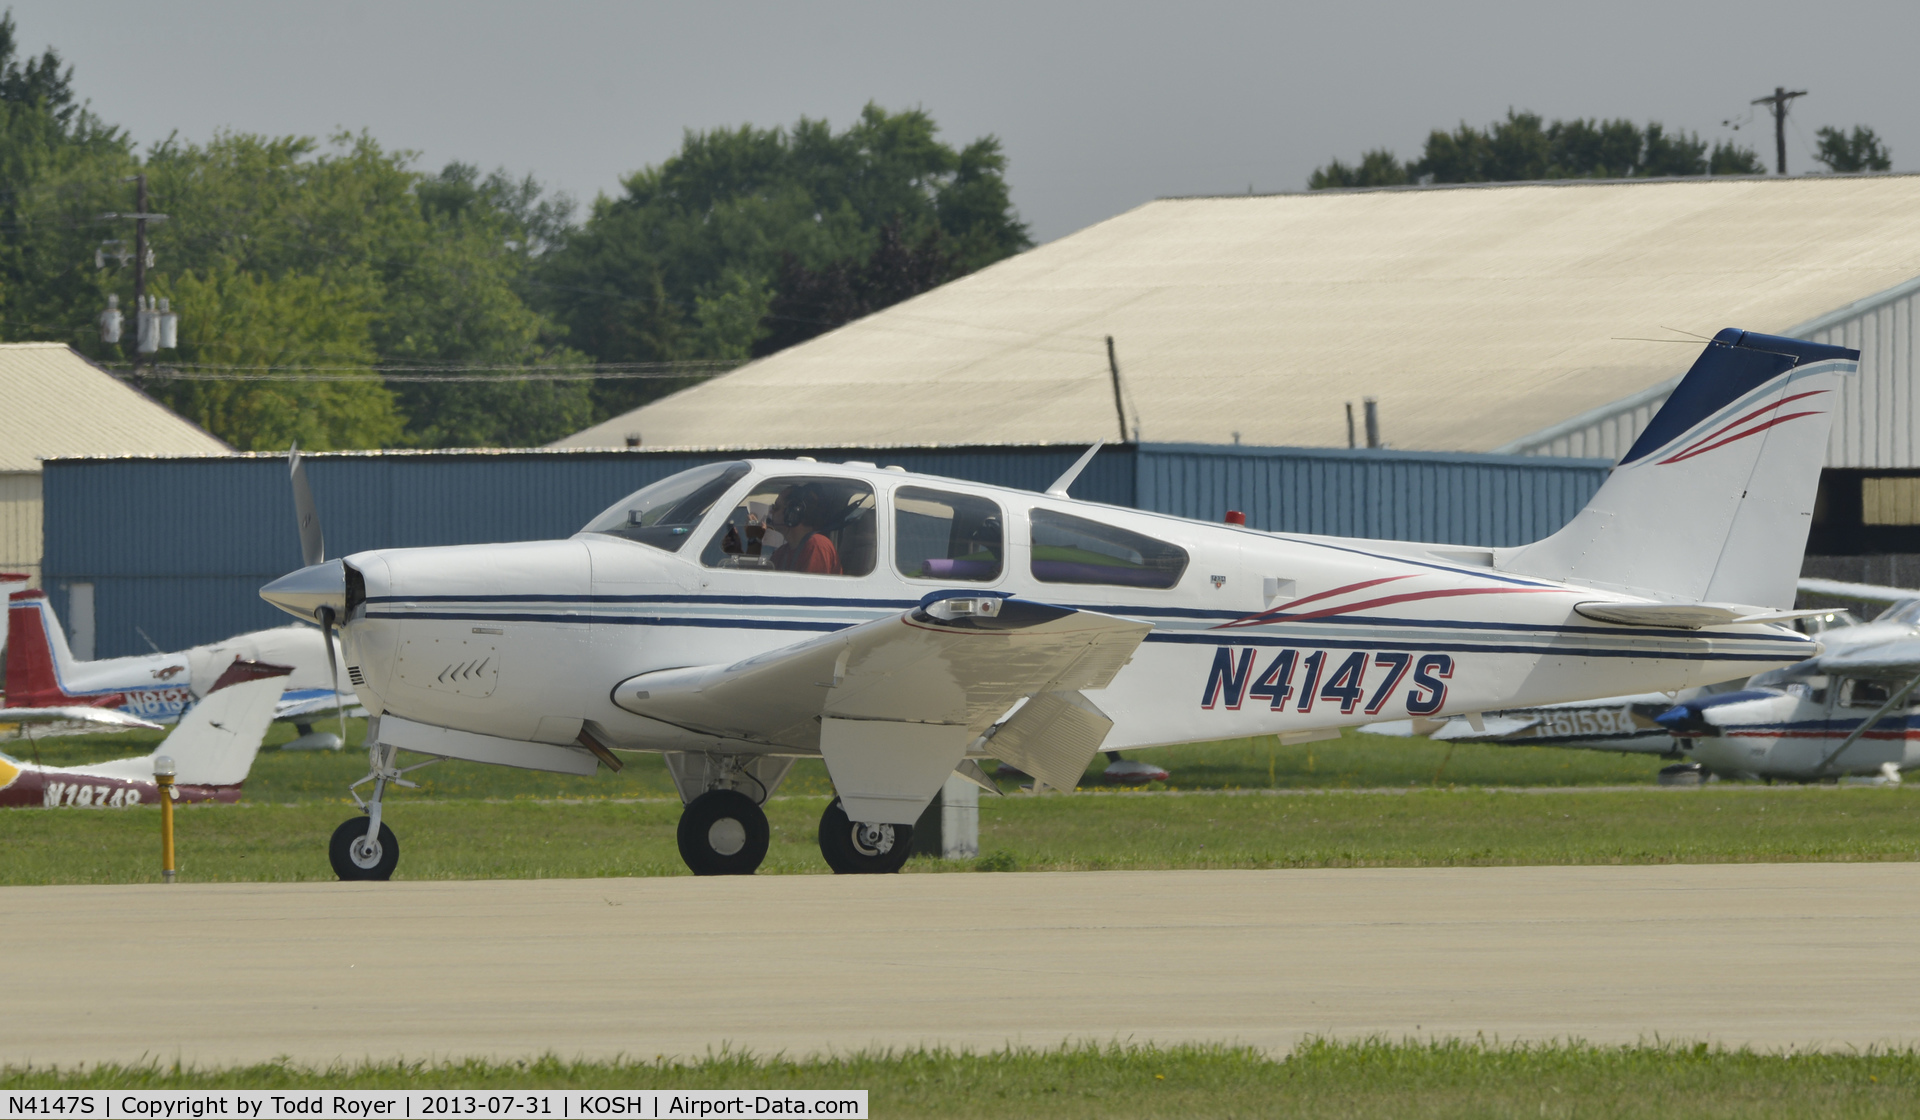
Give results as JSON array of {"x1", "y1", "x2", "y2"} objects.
[
  {"x1": 1807, "y1": 277, "x2": 1920, "y2": 469},
  {"x1": 42, "y1": 443, "x2": 1607, "y2": 658},
  {"x1": 0, "y1": 472, "x2": 40, "y2": 586},
  {"x1": 1501, "y1": 276, "x2": 1920, "y2": 466},
  {"x1": 1135, "y1": 444, "x2": 1609, "y2": 545}
]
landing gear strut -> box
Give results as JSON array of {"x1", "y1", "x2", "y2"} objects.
[
  {"x1": 818, "y1": 798, "x2": 913, "y2": 874},
  {"x1": 329, "y1": 733, "x2": 436, "y2": 881}
]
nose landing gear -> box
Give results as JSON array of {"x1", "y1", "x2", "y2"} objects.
[
  {"x1": 329, "y1": 734, "x2": 437, "y2": 882},
  {"x1": 330, "y1": 818, "x2": 399, "y2": 879},
  {"x1": 817, "y1": 798, "x2": 914, "y2": 874}
]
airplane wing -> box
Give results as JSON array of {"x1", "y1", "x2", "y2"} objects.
[
  {"x1": 1798, "y1": 577, "x2": 1919, "y2": 605},
  {"x1": 0, "y1": 706, "x2": 164, "y2": 731},
  {"x1": 613, "y1": 595, "x2": 1152, "y2": 820},
  {"x1": 1812, "y1": 638, "x2": 1920, "y2": 680}
]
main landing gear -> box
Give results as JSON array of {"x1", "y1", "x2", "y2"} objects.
[
  {"x1": 664, "y1": 753, "x2": 915, "y2": 875},
  {"x1": 329, "y1": 735, "x2": 437, "y2": 881},
  {"x1": 817, "y1": 798, "x2": 913, "y2": 874}
]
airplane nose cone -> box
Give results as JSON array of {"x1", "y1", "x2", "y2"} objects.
[
  {"x1": 1654, "y1": 703, "x2": 1707, "y2": 735},
  {"x1": 261, "y1": 558, "x2": 346, "y2": 622}
]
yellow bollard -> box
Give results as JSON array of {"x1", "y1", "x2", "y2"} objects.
[{"x1": 153, "y1": 754, "x2": 177, "y2": 883}]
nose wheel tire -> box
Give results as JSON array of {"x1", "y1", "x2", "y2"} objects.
[
  {"x1": 677, "y1": 789, "x2": 770, "y2": 876},
  {"x1": 329, "y1": 818, "x2": 399, "y2": 881},
  {"x1": 818, "y1": 798, "x2": 914, "y2": 874}
]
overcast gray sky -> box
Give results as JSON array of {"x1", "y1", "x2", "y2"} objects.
[{"x1": 14, "y1": 1, "x2": 1918, "y2": 243}]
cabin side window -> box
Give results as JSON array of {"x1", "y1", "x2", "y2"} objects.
[
  {"x1": 1028, "y1": 508, "x2": 1188, "y2": 589},
  {"x1": 894, "y1": 487, "x2": 1003, "y2": 582},
  {"x1": 701, "y1": 476, "x2": 877, "y2": 577}
]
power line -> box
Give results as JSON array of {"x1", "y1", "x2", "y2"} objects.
[{"x1": 107, "y1": 360, "x2": 743, "y2": 383}]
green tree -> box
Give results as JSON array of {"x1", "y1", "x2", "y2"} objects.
[
  {"x1": 150, "y1": 264, "x2": 402, "y2": 450},
  {"x1": 539, "y1": 103, "x2": 1031, "y2": 420},
  {"x1": 1307, "y1": 149, "x2": 1408, "y2": 189},
  {"x1": 1814, "y1": 126, "x2": 1892, "y2": 173},
  {"x1": 1310, "y1": 111, "x2": 1764, "y2": 188}
]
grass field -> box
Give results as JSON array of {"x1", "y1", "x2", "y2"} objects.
[
  {"x1": 7, "y1": 719, "x2": 1671, "y2": 804},
  {"x1": 5, "y1": 720, "x2": 1911, "y2": 885},
  {"x1": 5, "y1": 782, "x2": 1916, "y2": 885},
  {"x1": 9, "y1": 1039, "x2": 1920, "y2": 1117}
]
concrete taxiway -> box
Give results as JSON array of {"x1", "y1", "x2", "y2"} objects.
[{"x1": 7, "y1": 863, "x2": 1919, "y2": 1067}]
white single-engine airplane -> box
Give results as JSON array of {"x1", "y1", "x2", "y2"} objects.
[
  {"x1": 4, "y1": 589, "x2": 358, "y2": 745},
  {"x1": 261, "y1": 328, "x2": 1854, "y2": 880},
  {"x1": 1655, "y1": 589, "x2": 1920, "y2": 781}
]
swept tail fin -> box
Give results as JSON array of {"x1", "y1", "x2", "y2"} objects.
[
  {"x1": 1499, "y1": 329, "x2": 1858, "y2": 609},
  {"x1": 157, "y1": 660, "x2": 293, "y2": 786},
  {"x1": 5, "y1": 590, "x2": 87, "y2": 708}
]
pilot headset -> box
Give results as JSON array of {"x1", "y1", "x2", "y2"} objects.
[{"x1": 781, "y1": 485, "x2": 821, "y2": 529}]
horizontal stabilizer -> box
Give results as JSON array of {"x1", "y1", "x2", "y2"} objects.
[{"x1": 1574, "y1": 601, "x2": 1832, "y2": 630}]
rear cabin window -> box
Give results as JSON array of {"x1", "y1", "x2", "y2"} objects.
[
  {"x1": 1028, "y1": 509, "x2": 1188, "y2": 589},
  {"x1": 701, "y1": 476, "x2": 877, "y2": 577},
  {"x1": 894, "y1": 487, "x2": 1004, "y2": 582}
]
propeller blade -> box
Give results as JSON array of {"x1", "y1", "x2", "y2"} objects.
[
  {"x1": 318, "y1": 604, "x2": 348, "y2": 746},
  {"x1": 290, "y1": 443, "x2": 325, "y2": 568}
]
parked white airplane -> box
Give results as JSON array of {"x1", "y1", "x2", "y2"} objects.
[
  {"x1": 261, "y1": 328, "x2": 1854, "y2": 879},
  {"x1": 1362, "y1": 605, "x2": 1863, "y2": 758},
  {"x1": 3, "y1": 589, "x2": 358, "y2": 746},
  {"x1": 0, "y1": 660, "x2": 292, "y2": 808},
  {"x1": 1655, "y1": 587, "x2": 1920, "y2": 781}
]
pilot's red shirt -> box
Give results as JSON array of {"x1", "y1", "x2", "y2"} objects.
[{"x1": 774, "y1": 532, "x2": 841, "y2": 575}]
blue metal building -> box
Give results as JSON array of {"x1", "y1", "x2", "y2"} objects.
[{"x1": 39, "y1": 444, "x2": 1609, "y2": 658}]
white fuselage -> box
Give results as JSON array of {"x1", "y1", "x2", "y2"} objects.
[
  {"x1": 331, "y1": 464, "x2": 1817, "y2": 759},
  {"x1": 1678, "y1": 687, "x2": 1920, "y2": 780}
]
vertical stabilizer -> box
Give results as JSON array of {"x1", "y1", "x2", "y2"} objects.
[
  {"x1": 5, "y1": 591, "x2": 82, "y2": 707},
  {"x1": 0, "y1": 574, "x2": 28, "y2": 659},
  {"x1": 158, "y1": 660, "x2": 292, "y2": 786},
  {"x1": 1500, "y1": 329, "x2": 1857, "y2": 608}
]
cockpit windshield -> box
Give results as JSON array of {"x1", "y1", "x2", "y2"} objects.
[
  {"x1": 580, "y1": 462, "x2": 750, "y2": 551},
  {"x1": 1873, "y1": 598, "x2": 1920, "y2": 626}
]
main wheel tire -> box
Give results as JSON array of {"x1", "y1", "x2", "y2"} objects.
[
  {"x1": 329, "y1": 817, "x2": 399, "y2": 881},
  {"x1": 818, "y1": 798, "x2": 913, "y2": 874},
  {"x1": 677, "y1": 789, "x2": 770, "y2": 876}
]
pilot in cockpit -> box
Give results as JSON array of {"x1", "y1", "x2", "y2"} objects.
[{"x1": 746, "y1": 484, "x2": 843, "y2": 575}]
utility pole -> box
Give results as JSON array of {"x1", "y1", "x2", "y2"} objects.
[
  {"x1": 1751, "y1": 87, "x2": 1808, "y2": 175},
  {"x1": 99, "y1": 174, "x2": 170, "y2": 377},
  {"x1": 1105, "y1": 335, "x2": 1130, "y2": 443}
]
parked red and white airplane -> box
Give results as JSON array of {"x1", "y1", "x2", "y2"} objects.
[
  {"x1": 3, "y1": 590, "x2": 358, "y2": 746},
  {"x1": 1654, "y1": 585, "x2": 1920, "y2": 781},
  {"x1": 0, "y1": 572, "x2": 27, "y2": 654},
  {"x1": 0, "y1": 660, "x2": 291, "y2": 808},
  {"x1": 260, "y1": 328, "x2": 1854, "y2": 879}
]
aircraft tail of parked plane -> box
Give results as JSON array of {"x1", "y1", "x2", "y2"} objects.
[
  {"x1": 5, "y1": 590, "x2": 127, "y2": 710},
  {"x1": 5, "y1": 588, "x2": 356, "y2": 735},
  {"x1": 1501, "y1": 330, "x2": 1858, "y2": 610},
  {"x1": 0, "y1": 660, "x2": 291, "y2": 808},
  {"x1": 0, "y1": 572, "x2": 27, "y2": 657}
]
